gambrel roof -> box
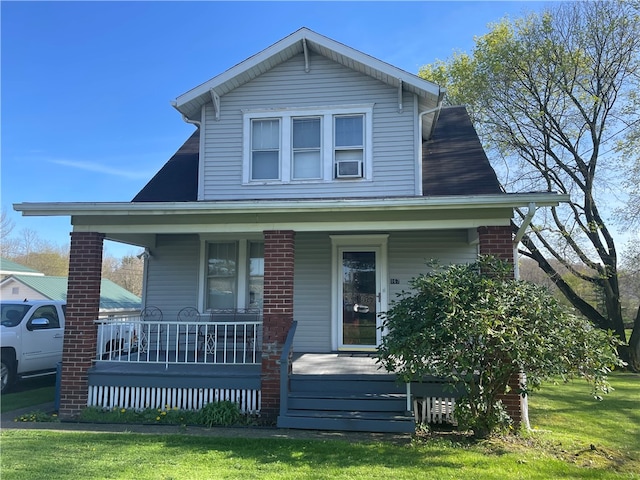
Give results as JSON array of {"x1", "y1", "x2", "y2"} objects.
[
  {"x1": 172, "y1": 27, "x2": 445, "y2": 138},
  {"x1": 133, "y1": 106, "x2": 501, "y2": 202}
]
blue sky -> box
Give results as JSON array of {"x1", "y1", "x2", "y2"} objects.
[{"x1": 2, "y1": 1, "x2": 550, "y2": 257}]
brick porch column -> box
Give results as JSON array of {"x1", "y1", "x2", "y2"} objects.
[
  {"x1": 260, "y1": 230, "x2": 295, "y2": 422},
  {"x1": 58, "y1": 231, "x2": 104, "y2": 420},
  {"x1": 478, "y1": 225, "x2": 524, "y2": 427},
  {"x1": 478, "y1": 225, "x2": 514, "y2": 265}
]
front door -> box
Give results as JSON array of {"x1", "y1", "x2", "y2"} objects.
[
  {"x1": 340, "y1": 249, "x2": 379, "y2": 349},
  {"x1": 332, "y1": 235, "x2": 388, "y2": 351}
]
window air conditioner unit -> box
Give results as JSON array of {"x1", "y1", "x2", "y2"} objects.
[{"x1": 335, "y1": 160, "x2": 362, "y2": 178}]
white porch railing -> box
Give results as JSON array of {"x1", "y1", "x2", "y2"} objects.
[
  {"x1": 413, "y1": 397, "x2": 457, "y2": 425},
  {"x1": 95, "y1": 317, "x2": 262, "y2": 366}
]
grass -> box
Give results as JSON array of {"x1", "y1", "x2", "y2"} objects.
[
  {"x1": 0, "y1": 376, "x2": 55, "y2": 414},
  {"x1": 1, "y1": 373, "x2": 638, "y2": 479}
]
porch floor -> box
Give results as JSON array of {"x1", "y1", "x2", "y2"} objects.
[
  {"x1": 89, "y1": 353, "x2": 393, "y2": 396},
  {"x1": 91, "y1": 352, "x2": 387, "y2": 377},
  {"x1": 292, "y1": 353, "x2": 387, "y2": 375}
]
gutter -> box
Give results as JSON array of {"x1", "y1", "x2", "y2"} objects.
[
  {"x1": 13, "y1": 194, "x2": 568, "y2": 218},
  {"x1": 417, "y1": 101, "x2": 444, "y2": 196}
]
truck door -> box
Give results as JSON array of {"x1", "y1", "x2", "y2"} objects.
[{"x1": 21, "y1": 305, "x2": 64, "y2": 372}]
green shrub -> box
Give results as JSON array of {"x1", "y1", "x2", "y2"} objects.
[
  {"x1": 199, "y1": 400, "x2": 242, "y2": 427},
  {"x1": 78, "y1": 406, "x2": 201, "y2": 426},
  {"x1": 378, "y1": 256, "x2": 624, "y2": 438},
  {"x1": 14, "y1": 410, "x2": 59, "y2": 423}
]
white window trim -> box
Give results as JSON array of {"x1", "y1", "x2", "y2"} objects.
[
  {"x1": 242, "y1": 104, "x2": 374, "y2": 185},
  {"x1": 198, "y1": 235, "x2": 264, "y2": 312}
]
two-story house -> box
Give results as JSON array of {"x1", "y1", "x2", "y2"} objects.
[{"x1": 14, "y1": 28, "x2": 566, "y2": 433}]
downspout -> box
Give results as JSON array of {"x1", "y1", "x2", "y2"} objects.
[
  {"x1": 512, "y1": 202, "x2": 537, "y2": 280},
  {"x1": 138, "y1": 248, "x2": 151, "y2": 308},
  {"x1": 171, "y1": 101, "x2": 204, "y2": 200},
  {"x1": 417, "y1": 98, "x2": 444, "y2": 196},
  {"x1": 512, "y1": 202, "x2": 536, "y2": 432}
]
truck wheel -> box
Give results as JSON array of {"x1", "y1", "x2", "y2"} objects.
[{"x1": 1, "y1": 354, "x2": 16, "y2": 394}]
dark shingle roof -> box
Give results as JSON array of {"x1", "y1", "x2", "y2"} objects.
[
  {"x1": 132, "y1": 129, "x2": 200, "y2": 202},
  {"x1": 422, "y1": 106, "x2": 502, "y2": 196}
]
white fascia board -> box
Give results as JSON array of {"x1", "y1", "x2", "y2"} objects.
[
  {"x1": 73, "y1": 217, "x2": 512, "y2": 235},
  {"x1": 173, "y1": 28, "x2": 441, "y2": 117},
  {"x1": 13, "y1": 193, "x2": 569, "y2": 218},
  {"x1": 300, "y1": 29, "x2": 441, "y2": 96}
]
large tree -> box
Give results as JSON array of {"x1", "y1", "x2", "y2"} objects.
[{"x1": 419, "y1": 1, "x2": 640, "y2": 370}]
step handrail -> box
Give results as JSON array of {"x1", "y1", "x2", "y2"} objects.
[{"x1": 279, "y1": 321, "x2": 298, "y2": 418}]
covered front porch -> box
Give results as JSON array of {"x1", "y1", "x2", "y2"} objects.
[
  {"x1": 87, "y1": 347, "x2": 458, "y2": 432},
  {"x1": 12, "y1": 195, "x2": 556, "y2": 429}
]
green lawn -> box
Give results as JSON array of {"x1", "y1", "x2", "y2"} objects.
[
  {"x1": 1, "y1": 376, "x2": 55, "y2": 414},
  {"x1": 1, "y1": 373, "x2": 638, "y2": 479}
]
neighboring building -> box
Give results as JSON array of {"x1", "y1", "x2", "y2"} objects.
[
  {"x1": 0, "y1": 257, "x2": 44, "y2": 279},
  {"x1": 14, "y1": 28, "x2": 567, "y2": 431},
  {"x1": 0, "y1": 274, "x2": 141, "y2": 317}
]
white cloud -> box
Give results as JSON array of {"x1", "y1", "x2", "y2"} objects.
[{"x1": 50, "y1": 159, "x2": 153, "y2": 180}]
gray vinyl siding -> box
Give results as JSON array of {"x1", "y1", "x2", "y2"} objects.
[
  {"x1": 201, "y1": 52, "x2": 417, "y2": 200},
  {"x1": 144, "y1": 234, "x2": 201, "y2": 321},
  {"x1": 292, "y1": 232, "x2": 332, "y2": 352},
  {"x1": 141, "y1": 230, "x2": 477, "y2": 353},
  {"x1": 291, "y1": 230, "x2": 478, "y2": 353},
  {"x1": 387, "y1": 230, "x2": 478, "y2": 300}
]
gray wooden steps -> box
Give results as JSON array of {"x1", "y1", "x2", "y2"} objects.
[{"x1": 277, "y1": 374, "x2": 415, "y2": 433}]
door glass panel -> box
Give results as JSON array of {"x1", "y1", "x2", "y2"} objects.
[{"x1": 342, "y1": 251, "x2": 377, "y2": 346}]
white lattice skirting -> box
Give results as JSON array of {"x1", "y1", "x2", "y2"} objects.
[
  {"x1": 413, "y1": 397, "x2": 456, "y2": 425},
  {"x1": 87, "y1": 386, "x2": 261, "y2": 414}
]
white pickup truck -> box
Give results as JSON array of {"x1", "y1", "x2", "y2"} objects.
[{"x1": 0, "y1": 300, "x2": 136, "y2": 394}]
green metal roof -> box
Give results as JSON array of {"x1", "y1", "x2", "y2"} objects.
[
  {"x1": 4, "y1": 275, "x2": 141, "y2": 311},
  {"x1": 0, "y1": 257, "x2": 43, "y2": 275}
]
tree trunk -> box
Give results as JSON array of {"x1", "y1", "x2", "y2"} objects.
[{"x1": 624, "y1": 306, "x2": 640, "y2": 372}]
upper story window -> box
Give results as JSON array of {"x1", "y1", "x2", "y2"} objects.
[
  {"x1": 292, "y1": 117, "x2": 321, "y2": 180},
  {"x1": 251, "y1": 119, "x2": 280, "y2": 180},
  {"x1": 243, "y1": 105, "x2": 373, "y2": 184},
  {"x1": 334, "y1": 115, "x2": 364, "y2": 178}
]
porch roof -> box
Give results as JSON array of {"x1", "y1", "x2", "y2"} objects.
[{"x1": 14, "y1": 192, "x2": 568, "y2": 244}]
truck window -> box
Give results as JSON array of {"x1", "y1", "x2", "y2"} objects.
[
  {"x1": 28, "y1": 305, "x2": 61, "y2": 329},
  {"x1": 1, "y1": 305, "x2": 31, "y2": 327}
]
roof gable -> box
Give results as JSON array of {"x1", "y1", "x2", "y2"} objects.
[
  {"x1": 173, "y1": 27, "x2": 443, "y2": 124},
  {"x1": 133, "y1": 106, "x2": 502, "y2": 202}
]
